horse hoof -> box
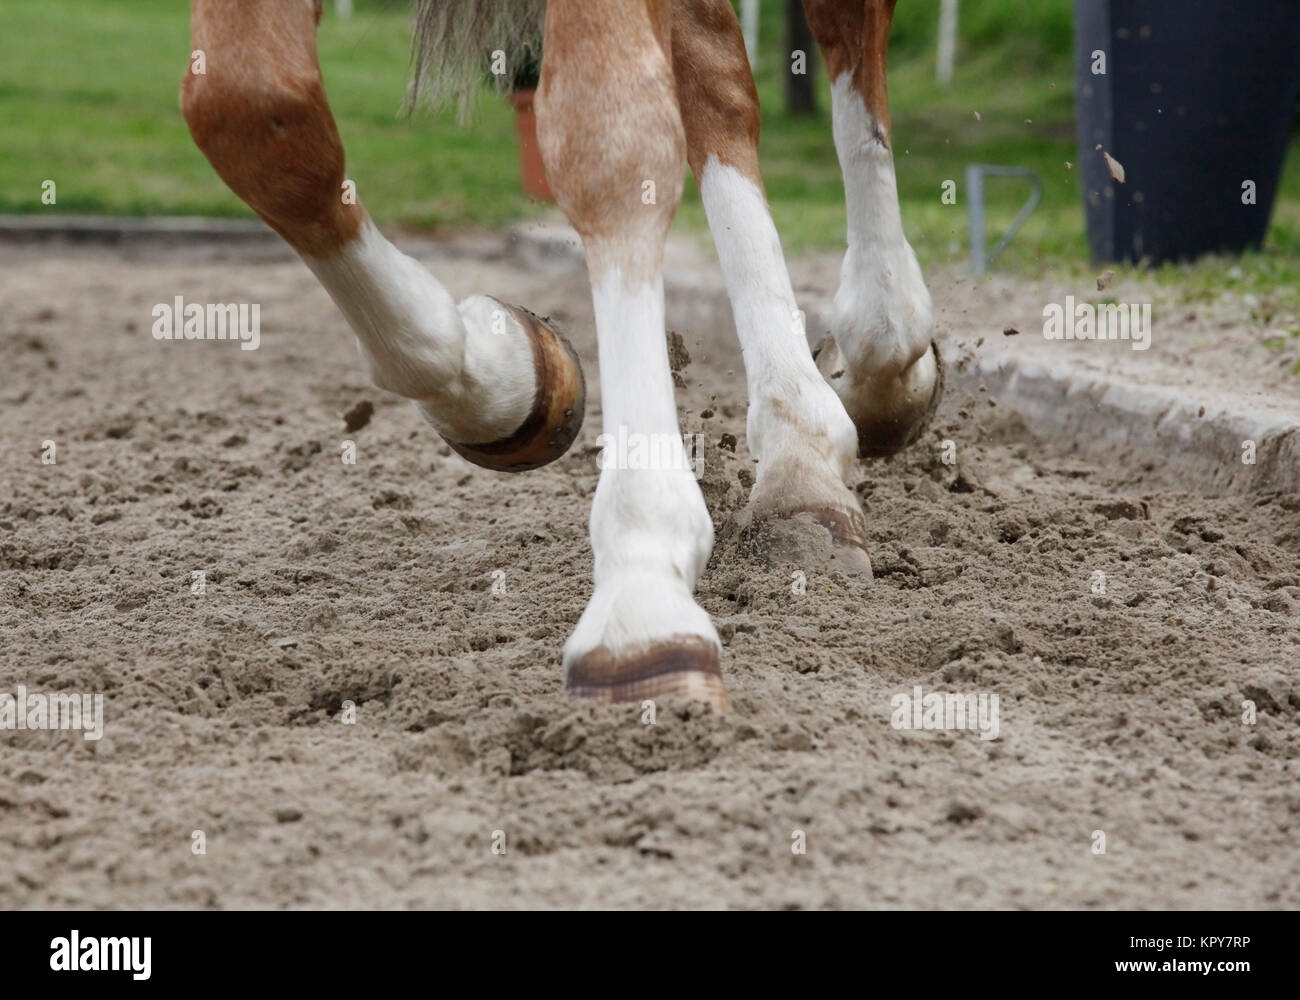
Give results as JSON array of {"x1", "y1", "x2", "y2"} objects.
[
  {"x1": 566, "y1": 635, "x2": 729, "y2": 713},
  {"x1": 803, "y1": 504, "x2": 873, "y2": 578},
  {"x1": 816, "y1": 337, "x2": 944, "y2": 459},
  {"x1": 741, "y1": 503, "x2": 873, "y2": 581},
  {"x1": 443, "y1": 301, "x2": 586, "y2": 472}
]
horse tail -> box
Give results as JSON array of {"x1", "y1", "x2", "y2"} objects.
[{"x1": 406, "y1": 0, "x2": 546, "y2": 118}]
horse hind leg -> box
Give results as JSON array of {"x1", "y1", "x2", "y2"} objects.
[
  {"x1": 671, "y1": 0, "x2": 873, "y2": 576},
  {"x1": 802, "y1": 0, "x2": 943, "y2": 459}
]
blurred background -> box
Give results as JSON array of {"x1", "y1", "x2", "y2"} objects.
[{"x1": 1, "y1": 1, "x2": 1297, "y2": 293}]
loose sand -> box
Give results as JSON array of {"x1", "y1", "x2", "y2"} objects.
[{"x1": 1, "y1": 239, "x2": 1296, "y2": 909}]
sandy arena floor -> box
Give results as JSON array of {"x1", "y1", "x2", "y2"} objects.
[{"x1": 1, "y1": 238, "x2": 1297, "y2": 909}]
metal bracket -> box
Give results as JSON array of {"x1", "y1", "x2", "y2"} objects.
[{"x1": 966, "y1": 164, "x2": 1043, "y2": 274}]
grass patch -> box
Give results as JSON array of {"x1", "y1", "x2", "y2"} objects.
[{"x1": 0, "y1": 0, "x2": 537, "y2": 227}]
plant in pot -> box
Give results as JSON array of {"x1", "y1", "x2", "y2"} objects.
[{"x1": 500, "y1": 49, "x2": 552, "y2": 202}]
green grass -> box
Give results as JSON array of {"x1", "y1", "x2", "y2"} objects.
[
  {"x1": 738, "y1": 0, "x2": 1300, "y2": 285},
  {"x1": 0, "y1": 0, "x2": 537, "y2": 228},
  {"x1": 2, "y1": 0, "x2": 1298, "y2": 312},
  {"x1": 728, "y1": 35, "x2": 1089, "y2": 268}
]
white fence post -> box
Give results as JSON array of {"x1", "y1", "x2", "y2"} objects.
[
  {"x1": 937, "y1": 0, "x2": 958, "y2": 85},
  {"x1": 741, "y1": 0, "x2": 760, "y2": 69}
]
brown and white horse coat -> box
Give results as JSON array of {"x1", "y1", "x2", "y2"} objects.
[{"x1": 181, "y1": 0, "x2": 942, "y2": 712}]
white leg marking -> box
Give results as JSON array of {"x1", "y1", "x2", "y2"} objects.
[
  {"x1": 303, "y1": 220, "x2": 536, "y2": 445},
  {"x1": 698, "y1": 156, "x2": 858, "y2": 484},
  {"x1": 828, "y1": 73, "x2": 934, "y2": 380},
  {"x1": 563, "y1": 267, "x2": 718, "y2": 663}
]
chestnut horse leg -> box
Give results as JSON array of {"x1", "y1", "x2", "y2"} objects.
[
  {"x1": 180, "y1": 0, "x2": 584, "y2": 471},
  {"x1": 802, "y1": 0, "x2": 943, "y2": 459},
  {"x1": 537, "y1": 0, "x2": 727, "y2": 710},
  {"x1": 672, "y1": 0, "x2": 872, "y2": 576}
]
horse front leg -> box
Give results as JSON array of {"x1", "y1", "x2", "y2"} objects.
[{"x1": 180, "y1": 0, "x2": 584, "y2": 470}]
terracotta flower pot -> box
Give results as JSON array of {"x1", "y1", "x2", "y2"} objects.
[{"x1": 507, "y1": 88, "x2": 554, "y2": 203}]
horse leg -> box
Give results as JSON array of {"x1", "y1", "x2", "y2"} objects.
[
  {"x1": 537, "y1": 0, "x2": 727, "y2": 710},
  {"x1": 671, "y1": 0, "x2": 872, "y2": 574},
  {"x1": 802, "y1": 0, "x2": 942, "y2": 458},
  {"x1": 180, "y1": 0, "x2": 584, "y2": 471}
]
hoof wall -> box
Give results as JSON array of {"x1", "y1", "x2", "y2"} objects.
[
  {"x1": 566, "y1": 636, "x2": 729, "y2": 713},
  {"x1": 817, "y1": 337, "x2": 945, "y2": 460},
  {"x1": 742, "y1": 504, "x2": 873, "y2": 580},
  {"x1": 444, "y1": 302, "x2": 586, "y2": 472}
]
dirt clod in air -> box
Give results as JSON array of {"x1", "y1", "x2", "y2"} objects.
[
  {"x1": 343, "y1": 399, "x2": 375, "y2": 432},
  {"x1": 666, "y1": 329, "x2": 691, "y2": 373},
  {"x1": 667, "y1": 329, "x2": 691, "y2": 389}
]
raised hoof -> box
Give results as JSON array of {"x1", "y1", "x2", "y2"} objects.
[
  {"x1": 443, "y1": 301, "x2": 586, "y2": 472},
  {"x1": 815, "y1": 337, "x2": 945, "y2": 459},
  {"x1": 566, "y1": 635, "x2": 729, "y2": 713}
]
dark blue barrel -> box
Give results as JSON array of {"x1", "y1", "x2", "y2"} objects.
[{"x1": 1074, "y1": 0, "x2": 1300, "y2": 263}]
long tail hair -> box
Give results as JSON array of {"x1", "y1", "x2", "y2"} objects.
[{"x1": 406, "y1": 0, "x2": 546, "y2": 118}]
